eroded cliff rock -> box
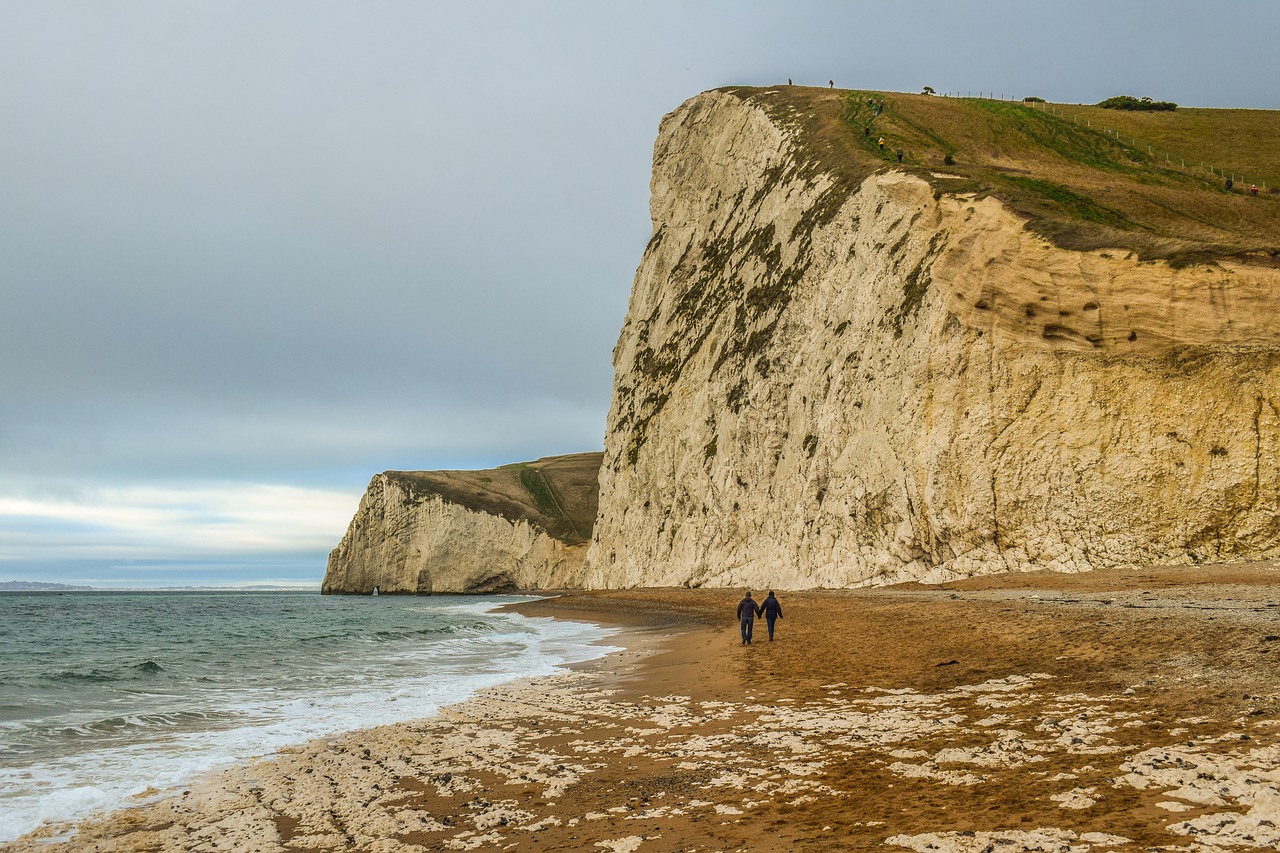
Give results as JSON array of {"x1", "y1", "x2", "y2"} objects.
[
  {"x1": 323, "y1": 453, "x2": 601, "y2": 594},
  {"x1": 584, "y1": 89, "x2": 1280, "y2": 589}
]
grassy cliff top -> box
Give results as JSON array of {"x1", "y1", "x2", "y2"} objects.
[
  {"x1": 726, "y1": 86, "x2": 1280, "y2": 264},
  {"x1": 383, "y1": 452, "x2": 602, "y2": 546}
]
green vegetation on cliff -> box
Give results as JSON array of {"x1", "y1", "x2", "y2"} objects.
[
  {"x1": 726, "y1": 85, "x2": 1280, "y2": 263},
  {"x1": 384, "y1": 452, "x2": 601, "y2": 545},
  {"x1": 1098, "y1": 95, "x2": 1177, "y2": 111}
]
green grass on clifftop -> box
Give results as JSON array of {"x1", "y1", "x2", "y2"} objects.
[
  {"x1": 725, "y1": 86, "x2": 1280, "y2": 263},
  {"x1": 384, "y1": 452, "x2": 602, "y2": 545}
]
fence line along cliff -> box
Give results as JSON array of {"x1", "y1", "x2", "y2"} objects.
[{"x1": 583, "y1": 87, "x2": 1280, "y2": 590}]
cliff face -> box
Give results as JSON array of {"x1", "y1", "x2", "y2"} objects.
[
  {"x1": 323, "y1": 453, "x2": 600, "y2": 594},
  {"x1": 584, "y1": 90, "x2": 1280, "y2": 589}
]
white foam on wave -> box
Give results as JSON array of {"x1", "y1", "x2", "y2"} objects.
[{"x1": 0, "y1": 598, "x2": 619, "y2": 843}]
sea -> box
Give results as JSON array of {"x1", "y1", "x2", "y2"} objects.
[{"x1": 0, "y1": 590, "x2": 618, "y2": 843}]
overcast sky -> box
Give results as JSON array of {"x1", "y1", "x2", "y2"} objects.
[{"x1": 2, "y1": 1, "x2": 1275, "y2": 588}]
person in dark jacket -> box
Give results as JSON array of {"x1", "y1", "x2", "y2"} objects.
[
  {"x1": 761, "y1": 590, "x2": 783, "y2": 640},
  {"x1": 736, "y1": 591, "x2": 761, "y2": 644}
]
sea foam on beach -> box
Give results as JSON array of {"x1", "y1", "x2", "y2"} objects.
[{"x1": 0, "y1": 591, "x2": 617, "y2": 843}]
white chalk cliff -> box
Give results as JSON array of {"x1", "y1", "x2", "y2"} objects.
[
  {"x1": 582, "y1": 89, "x2": 1280, "y2": 589},
  {"x1": 323, "y1": 454, "x2": 600, "y2": 594}
]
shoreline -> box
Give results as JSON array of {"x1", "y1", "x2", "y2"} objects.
[
  {"x1": 0, "y1": 595, "x2": 634, "y2": 851},
  {"x1": 1, "y1": 594, "x2": 682, "y2": 853},
  {"x1": 7, "y1": 564, "x2": 1280, "y2": 851}
]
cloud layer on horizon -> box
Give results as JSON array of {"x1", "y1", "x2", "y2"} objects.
[{"x1": 0, "y1": 482, "x2": 356, "y2": 585}]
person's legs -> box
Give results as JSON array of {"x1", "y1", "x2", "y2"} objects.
[
  {"x1": 766, "y1": 614, "x2": 776, "y2": 640},
  {"x1": 740, "y1": 617, "x2": 749, "y2": 644}
]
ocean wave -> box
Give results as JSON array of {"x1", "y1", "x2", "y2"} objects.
[
  {"x1": 291, "y1": 620, "x2": 495, "y2": 645},
  {"x1": 16, "y1": 708, "x2": 243, "y2": 744},
  {"x1": 44, "y1": 669, "x2": 118, "y2": 684},
  {"x1": 42, "y1": 660, "x2": 167, "y2": 684},
  {"x1": 0, "y1": 593, "x2": 619, "y2": 844},
  {"x1": 367, "y1": 621, "x2": 497, "y2": 643}
]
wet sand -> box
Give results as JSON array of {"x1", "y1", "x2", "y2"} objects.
[{"x1": 7, "y1": 561, "x2": 1280, "y2": 852}]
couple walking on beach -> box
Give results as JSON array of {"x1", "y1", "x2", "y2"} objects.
[{"x1": 736, "y1": 590, "x2": 783, "y2": 644}]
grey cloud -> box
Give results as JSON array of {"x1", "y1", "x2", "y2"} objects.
[{"x1": 1, "y1": 0, "x2": 1276, "y2": 583}]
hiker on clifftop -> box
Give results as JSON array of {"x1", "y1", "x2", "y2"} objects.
[
  {"x1": 896, "y1": 148, "x2": 904, "y2": 163},
  {"x1": 761, "y1": 591, "x2": 784, "y2": 641},
  {"x1": 736, "y1": 591, "x2": 761, "y2": 645}
]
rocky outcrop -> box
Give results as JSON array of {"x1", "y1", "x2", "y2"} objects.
[
  {"x1": 583, "y1": 89, "x2": 1280, "y2": 589},
  {"x1": 323, "y1": 453, "x2": 601, "y2": 594}
]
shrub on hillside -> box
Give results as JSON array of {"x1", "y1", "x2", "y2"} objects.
[
  {"x1": 1022, "y1": 96, "x2": 1045, "y2": 103},
  {"x1": 1098, "y1": 95, "x2": 1177, "y2": 111}
]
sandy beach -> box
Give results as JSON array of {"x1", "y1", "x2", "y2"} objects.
[{"x1": 7, "y1": 561, "x2": 1280, "y2": 852}]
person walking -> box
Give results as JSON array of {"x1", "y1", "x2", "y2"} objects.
[
  {"x1": 896, "y1": 148, "x2": 904, "y2": 163},
  {"x1": 761, "y1": 591, "x2": 783, "y2": 641},
  {"x1": 736, "y1": 591, "x2": 761, "y2": 645}
]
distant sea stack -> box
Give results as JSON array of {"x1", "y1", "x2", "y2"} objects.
[
  {"x1": 322, "y1": 453, "x2": 601, "y2": 594},
  {"x1": 583, "y1": 86, "x2": 1280, "y2": 589}
]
